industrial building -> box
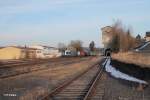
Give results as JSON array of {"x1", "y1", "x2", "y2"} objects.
[
  {"x1": 29, "y1": 45, "x2": 61, "y2": 58},
  {"x1": 101, "y1": 26, "x2": 114, "y2": 49},
  {"x1": 0, "y1": 46, "x2": 41, "y2": 60}
]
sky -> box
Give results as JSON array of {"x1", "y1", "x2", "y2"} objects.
[{"x1": 0, "y1": 0, "x2": 150, "y2": 47}]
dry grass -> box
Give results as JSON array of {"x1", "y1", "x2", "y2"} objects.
[
  {"x1": 16, "y1": 57, "x2": 103, "y2": 99},
  {"x1": 19, "y1": 87, "x2": 46, "y2": 100},
  {"x1": 112, "y1": 52, "x2": 150, "y2": 67}
]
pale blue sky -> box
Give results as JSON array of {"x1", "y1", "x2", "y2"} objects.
[{"x1": 0, "y1": 0, "x2": 150, "y2": 47}]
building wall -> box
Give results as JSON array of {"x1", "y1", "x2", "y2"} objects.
[
  {"x1": 0, "y1": 47, "x2": 39, "y2": 60},
  {"x1": 0, "y1": 47, "x2": 23, "y2": 59},
  {"x1": 101, "y1": 26, "x2": 114, "y2": 48},
  {"x1": 146, "y1": 37, "x2": 150, "y2": 42},
  {"x1": 43, "y1": 49, "x2": 61, "y2": 58},
  {"x1": 0, "y1": 46, "x2": 61, "y2": 59},
  {"x1": 30, "y1": 45, "x2": 61, "y2": 58},
  {"x1": 26, "y1": 49, "x2": 37, "y2": 59},
  {"x1": 35, "y1": 50, "x2": 44, "y2": 58}
]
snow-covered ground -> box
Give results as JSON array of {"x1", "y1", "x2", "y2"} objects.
[{"x1": 104, "y1": 58, "x2": 148, "y2": 84}]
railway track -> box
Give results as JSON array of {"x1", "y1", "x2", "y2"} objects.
[
  {"x1": 88, "y1": 73, "x2": 107, "y2": 100},
  {"x1": 41, "y1": 58, "x2": 108, "y2": 100},
  {"x1": 0, "y1": 57, "x2": 83, "y2": 69},
  {"x1": 0, "y1": 57, "x2": 89, "y2": 79}
]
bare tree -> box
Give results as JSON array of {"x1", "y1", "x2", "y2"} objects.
[
  {"x1": 58, "y1": 43, "x2": 67, "y2": 52},
  {"x1": 110, "y1": 20, "x2": 136, "y2": 52},
  {"x1": 69, "y1": 40, "x2": 83, "y2": 51}
]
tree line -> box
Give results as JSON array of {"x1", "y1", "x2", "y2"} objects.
[
  {"x1": 109, "y1": 20, "x2": 143, "y2": 52},
  {"x1": 58, "y1": 40, "x2": 95, "y2": 52}
]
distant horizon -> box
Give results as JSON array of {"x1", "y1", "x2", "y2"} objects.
[
  {"x1": 0, "y1": 43, "x2": 102, "y2": 48},
  {"x1": 0, "y1": 0, "x2": 150, "y2": 47}
]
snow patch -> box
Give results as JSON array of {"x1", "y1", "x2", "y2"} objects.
[
  {"x1": 102, "y1": 59, "x2": 107, "y2": 66},
  {"x1": 105, "y1": 58, "x2": 148, "y2": 84},
  {"x1": 135, "y1": 49, "x2": 139, "y2": 52}
]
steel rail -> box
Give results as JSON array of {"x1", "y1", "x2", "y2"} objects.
[
  {"x1": 0, "y1": 58, "x2": 86, "y2": 79},
  {"x1": 83, "y1": 58, "x2": 108, "y2": 100},
  {"x1": 40, "y1": 60, "x2": 100, "y2": 100},
  {"x1": 0, "y1": 57, "x2": 80, "y2": 69}
]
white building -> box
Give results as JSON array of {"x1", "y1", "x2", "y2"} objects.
[{"x1": 29, "y1": 45, "x2": 61, "y2": 58}]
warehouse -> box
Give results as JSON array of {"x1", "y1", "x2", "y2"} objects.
[
  {"x1": 0, "y1": 46, "x2": 41, "y2": 60},
  {"x1": 29, "y1": 45, "x2": 61, "y2": 58}
]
